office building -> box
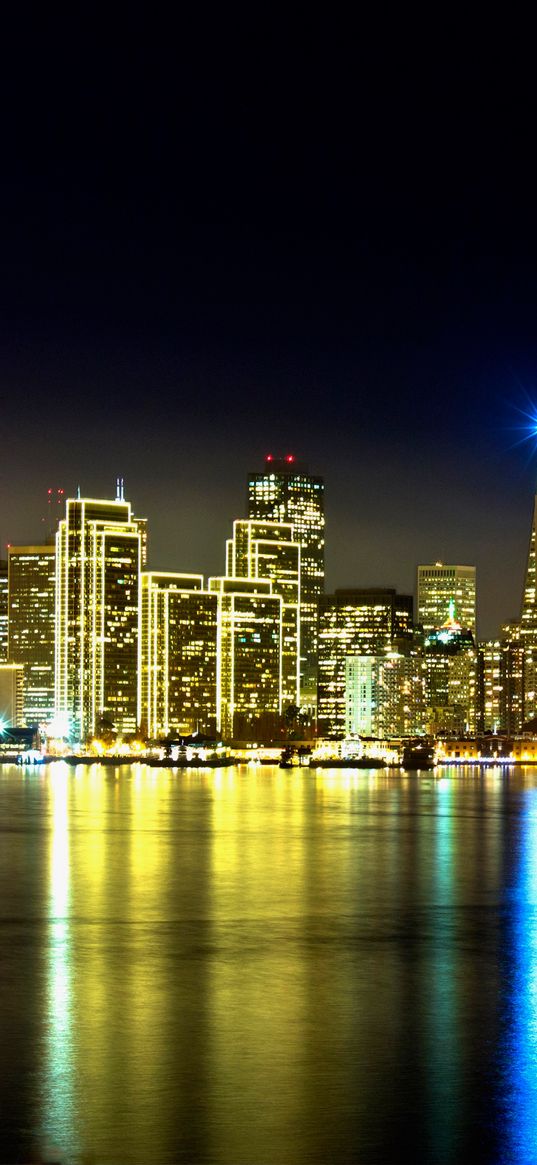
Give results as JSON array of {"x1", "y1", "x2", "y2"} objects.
[
  {"x1": 318, "y1": 588, "x2": 414, "y2": 736},
  {"x1": 0, "y1": 663, "x2": 24, "y2": 728},
  {"x1": 247, "y1": 456, "x2": 324, "y2": 705},
  {"x1": 417, "y1": 563, "x2": 476, "y2": 637},
  {"x1": 8, "y1": 545, "x2": 56, "y2": 724},
  {"x1": 0, "y1": 561, "x2": 7, "y2": 663},
  {"x1": 228, "y1": 519, "x2": 300, "y2": 709},
  {"x1": 477, "y1": 640, "x2": 503, "y2": 733},
  {"x1": 424, "y1": 607, "x2": 477, "y2": 735},
  {"x1": 520, "y1": 496, "x2": 537, "y2": 723},
  {"x1": 141, "y1": 572, "x2": 218, "y2": 738},
  {"x1": 345, "y1": 651, "x2": 425, "y2": 738},
  {"x1": 55, "y1": 494, "x2": 141, "y2": 742},
  {"x1": 209, "y1": 576, "x2": 282, "y2": 741}
]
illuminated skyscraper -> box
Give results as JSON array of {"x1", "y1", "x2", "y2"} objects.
[
  {"x1": 345, "y1": 652, "x2": 425, "y2": 738},
  {"x1": 318, "y1": 588, "x2": 414, "y2": 736},
  {"x1": 417, "y1": 564, "x2": 476, "y2": 637},
  {"x1": 140, "y1": 572, "x2": 218, "y2": 738},
  {"x1": 247, "y1": 456, "x2": 324, "y2": 706},
  {"x1": 55, "y1": 495, "x2": 141, "y2": 741},
  {"x1": 228, "y1": 519, "x2": 300, "y2": 709},
  {"x1": 209, "y1": 576, "x2": 282, "y2": 741},
  {"x1": 424, "y1": 606, "x2": 477, "y2": 735},
  {"x1": 0, "y1": 663, "x2": 24, "y2": 727},
  {"x1": 0, "y1": 561, "x2": 7, "y2": 663},
  {"x1": 8, "y1": 545, "x2": 56, "y2": 724},
  {"x1": 520, "y1": 496, "x2": 537, "y2": 722}
]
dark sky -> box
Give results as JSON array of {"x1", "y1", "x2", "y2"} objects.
[{"x1": 1, "y1": 23, "x2": 536, "y2": 637}]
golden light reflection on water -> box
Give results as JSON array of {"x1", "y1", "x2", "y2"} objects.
[{"x1": 26, "y1": 764, "x2": 518, "y2": 1163}]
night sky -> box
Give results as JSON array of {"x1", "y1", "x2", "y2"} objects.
[{"x1": 1, "y1": 27, "x2": 536, "y2": 637}]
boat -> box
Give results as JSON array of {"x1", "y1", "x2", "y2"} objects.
[{"x1": 402, "y1": 743, "x2": 435, "y2": 770}]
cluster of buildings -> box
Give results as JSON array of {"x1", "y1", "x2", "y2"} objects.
[{"x1": 0, "y1": 458, "x2": 535, "y2": 748}]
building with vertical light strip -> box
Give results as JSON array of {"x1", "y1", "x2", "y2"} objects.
[
  {"x1": 247, "y1": 456, "x2": 324, "y2": 707},
  {"x1": 209, "y1": 576, "x2": 282, "y2": 741},
  {"x1": 0, "y1": 560, "x2": 7, "y2": 663},
  {"x1": 140, "y1": 572, "x2": 218, "y2": 738},
  {"x1": 520, "y1": 495, "x2": 537, "y2": 723},
  {"x1": 228, "y1": 519, "x2": 300, "y2": 710},
  {"x1": 417, "y1": 563, "x2": 476, "y2": 637},
  {"x1": 8, "y1": 544, "x2": 56, "y2": 724},
  {"x1": 55, "y1": 495, "x2": 141, "y2": 741}
]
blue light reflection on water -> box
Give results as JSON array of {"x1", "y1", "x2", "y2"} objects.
[{"x1": 503, "y1": 786, "x2": 537, "y2": 1165}]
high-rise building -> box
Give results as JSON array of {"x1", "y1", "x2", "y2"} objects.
[
  {"x1": 317, "y1": 588, "x2": 414, "y2": 736},
  {"x1": 140, "y1": 572, "x2": 218, "y2": 738},
  {"x1": 500, "y1": 622, "x2": 524, "y2": 734},
  {"x1": 55, "y1": 495, "x2": 141, "y2": 742},
  {"x1": 345, "y1": 652, "x2": 425, "y2": 738},
  {"x1": 417, "y1": 564, "x2": 476, "y2": 637},
  {"x1": 8, "y1": 545, "x2": 56, "y2": 724},
  {"x1": 520, "y1": 496, "x2": 537, "y2": 723},
  {"x1": 0, "y1": 560, "x2": 7, "y2": 663},
  {"x1": 209, "y1": 576, "x2": 282, "y2": 741},
  {"x1": 424, "y1": 611, "x2": 477, "y2": 735},
  {"x1": 0, "y1": 663, "x2": 24, "y2": 727},
  {"x1": 228, "y1": 519, "x2": 300, "y2": 709},
  {"x1": 247, "y1": 456, "x2": 324, "y2": 706},
  {"x1": 477, "y1": 640, "x2": 503, "y2": 733}
]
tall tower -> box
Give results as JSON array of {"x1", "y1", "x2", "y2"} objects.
[
  {"x1": 247, "y1": 456, "x2": 324, "y2": 707},
  {"x1": 8, "y1": 545, "x2": 56, "y2": 724},
  {"x1": 228, "y1": 519, "x2": 300, "y2": 710},
  {"x1": 520, "y1": 496, "x2": 537, "y2": 722},
  {"x1": 140, "y1": 572, "x2": 218, "y2": 738},
  {"x1": 0, "y1": 560, "x2": 7, "y2": 663},
  {"x1": 417, "y1": 563, "x2": 476, "y2": 637},
  {"x1": 55, "y1": 494, "x2": 141, "y2": 742}
]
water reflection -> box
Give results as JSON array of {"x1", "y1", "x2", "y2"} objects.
[
  {"x1": 504, "y1": 784, "x2": 537, "y2": 1164},
  {"x1": 42, "y1": 763, "x2": 77, "y2": 1157},
  {"x1": 0, "y1": 763, "x2": 534, "y2": 1163}
]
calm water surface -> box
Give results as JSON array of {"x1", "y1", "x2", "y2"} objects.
[{"x1": 1, "y1": 762, "x2": 537, "y2": 1164}]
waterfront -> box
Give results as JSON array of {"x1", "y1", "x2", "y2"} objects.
[{"x1": 1, "y1": 763, "x2": 537, "y2": 1164}]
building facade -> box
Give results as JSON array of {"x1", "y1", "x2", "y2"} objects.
[
  {"x1": 424, "y1": 616, "x2": 477, "y2": 735},
  {"x1": 209, "y1": 576, "x2": 282, "y2": 741},
  {"x1": 0, "y1": 561, "x2": 7, "y2": 663},
  {"x1": 0, "y1": 663, "x2": 24, "y2": 728},
  {"x1": 417, "y1": 563, "x2": 476, "y2": 637},
  {"x1": 140, "y1": 572, "x2": 218, "y2": 738},
  {"x1": 317, "y1": 588, "x2": 414, "y2": 736},
  {"x1": 55, "y1": 496, "x2": 141, "y2": 741},
  {"x1": 228, "y1": 519, "x2": 300, "y2": 710},
  {"x1": 247, "y1": 456, "x2": 324, "y2": 706},
  {"x1": 8, "y1": 545, "x2": 56, "y2": 724},
  {"x1": 520, "y1": 496, "x2": 537, "y2": 723}
]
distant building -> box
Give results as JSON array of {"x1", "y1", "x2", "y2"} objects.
[
  {"x1": 8, "y1": 545, "x2": 56, "y2": 725},
  {"x1": 345, "y1": 652, "x2": 425, "y2": 738},
  {"x1": 477, "y1": 639, "x2": 503, "y2": 733},
  {"x1": 520, "y1": 497, "x2": 537, "y2": 722},
  {"x1": 418, "y1": 563, "x2": 476, "y2": 638},
  {"x1": 424, "y1": 603, "x2": 477, "y2": 735},
  {"x1": 140, "y1": 572, "x2": 218, "y2": 738},
  {"x1": 209, "y1": 576, "x2": 282, "y2": 741},
  {"x1": 318, "y1": 588, "x2": 414, "y2": 736},
  {"x1": 0, "y1": 560, "x2": 7, "y2": 663},
  {"x1": 0, "y1": 663, "x2": 24, "y2": 728},
  {"x1": 247, "y1": 456, "x2": 324, "y2": 706},
  {"x1": 55, "y1": 494, "x2": 142, "y2": 741}
]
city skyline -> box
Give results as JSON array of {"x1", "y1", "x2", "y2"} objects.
[{"x1": 2, "y1": 464, "x2": 536, "y2": 642}]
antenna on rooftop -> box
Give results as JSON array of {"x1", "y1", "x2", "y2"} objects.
[{"x1": 116, "y1": 477, "x2": 125, "y2": 501}]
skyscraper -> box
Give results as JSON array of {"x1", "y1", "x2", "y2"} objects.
[
  {"x1": 140, "y1": 572, "x2": 218, "y2": 738},
  {"x1": 317, "y1": 588, "x2": 414, "y2": 736},
  {"x1": 423, "y1": 611, "x2": 477, "y2": 735},
  {"x1": 0, "y1": 561, "x2": 7, "y2": 663},
  {"x1": 228, "y1": 518, "x2": 300, "y2": 709},
  {"x1": 8, "y1": 544, "x2": 56, "y2": 724},
  {"x1": 247, "y1": 456, "x2": 324, "y2": 706},
  {"x1": 520, "y1": 496, "x2": 537, "y2": 723},
  {"x1": 55, "y1": 494, "x2": 141, "y2": 741},
  {"x1": 417, "y1": 563, "x2": 476, "y2": 637},
  {"x1": 209, "y1": 576, "x2": 282, "y2": 741}
]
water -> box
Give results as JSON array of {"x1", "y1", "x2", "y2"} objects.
[{"x1": 0, "y1": 762, "x2": 536, "y2": 1164}]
